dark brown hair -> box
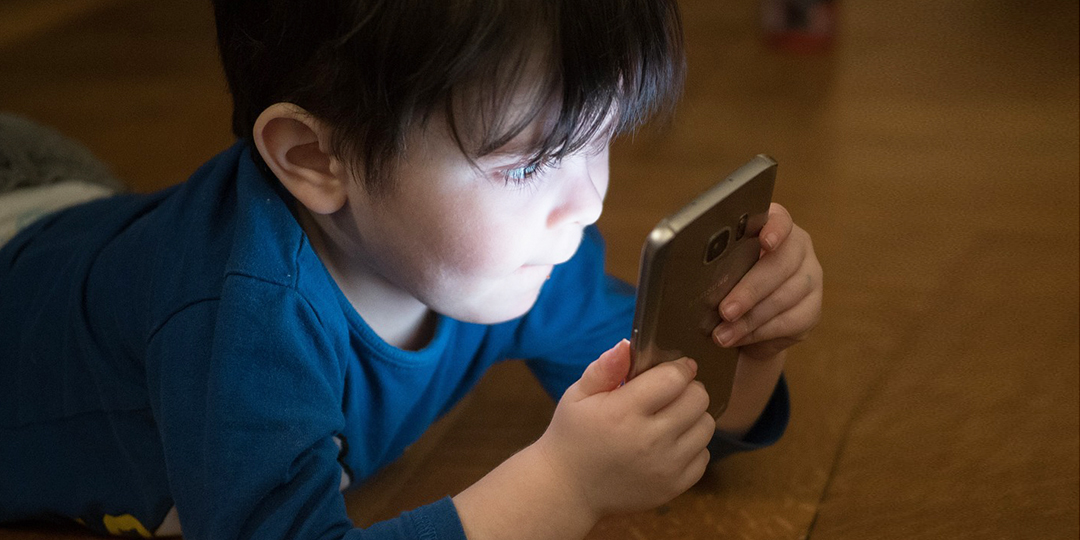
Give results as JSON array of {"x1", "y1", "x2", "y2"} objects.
[{"x1": 213, "y1": 0, "x2": 685, "y2": 192}]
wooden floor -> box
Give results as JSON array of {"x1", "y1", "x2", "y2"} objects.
[{"x1": 1, "y1": 1, "x2": 1077, "y2": 538}]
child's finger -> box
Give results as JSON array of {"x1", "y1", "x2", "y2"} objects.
[
  {"x1": 712, "y1": 269, "x2": 816, "y2": 347},
  {"x1": 760, "y1": 203, "x2": 794, "y2": 251},
  {"x1": 718, "y1": 233, "x2": 805, "y2": 322},
  {"x1": 654, "y1": 380, "x2": 710, "y2": 432},
  {"x1": 676, "y1": 447, "x2": 712, "y2": 494},
  {"x1": 564, "y1": 339, "x2": 631, "y2": 401},
  {"x1": 670, "y1": 413, "x2": 717, "y2": 475},
  {"x1": 676, "y1": 412, "x2": 719, "y2": 453},
  {"x1": 730, "y1": 291, "x2": 822, "y2": 349},
  {"x1": 621, "y1": 357, "x2": 698, "y2": 414}
]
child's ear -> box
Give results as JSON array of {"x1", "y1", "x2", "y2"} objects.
[{"x1": 252, "y1": 103, "x2": 348, "y2": 215}]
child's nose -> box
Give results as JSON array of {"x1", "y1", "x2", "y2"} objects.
[{"x1": 547, "y1": 161, "x2": 605, "y2": 228}]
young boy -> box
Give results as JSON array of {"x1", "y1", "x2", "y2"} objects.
[{"x1": 0, "y1": 1, "x2": 822, "y2": 538}]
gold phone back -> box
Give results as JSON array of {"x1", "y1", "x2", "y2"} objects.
[{"x1": 630, "y1": 156, "x2": 776, "y2": 418}]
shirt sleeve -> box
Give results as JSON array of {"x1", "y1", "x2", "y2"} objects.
[
  {"x1": 145, "y1": 277, "x2": 466, "y2": 540},
  {"x1": 707, "y1": 375, "x2": 790, "y2": 460}
]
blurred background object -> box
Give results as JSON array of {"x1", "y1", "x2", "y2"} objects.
[
  {"x1": 0, "y1": 1, "x2": 1077, "y2": 538},
  {"x1": 761, "y1": 0, "x2": 836, "y2": 53}
]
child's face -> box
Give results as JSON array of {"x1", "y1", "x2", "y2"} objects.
[{"x1": 334, "y1": 110, "x2": 610, "y2": 324}]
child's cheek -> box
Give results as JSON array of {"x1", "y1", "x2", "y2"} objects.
[{"x1": 450, "y1": 226, "x2": 530, "y2": 278}]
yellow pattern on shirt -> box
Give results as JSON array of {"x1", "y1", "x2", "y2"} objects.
[{"x1": 103, "y1": 513, "x2": 153, "y2": 538}]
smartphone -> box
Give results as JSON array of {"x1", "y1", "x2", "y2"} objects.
[{"x1": 628, "y1": 155, "x2": 777, "y2": 419}]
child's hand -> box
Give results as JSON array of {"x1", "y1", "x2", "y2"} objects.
[
  {"x1": 533, "y1": 340, "x2": 715, "y2": 519},
  {"x1": 713, "y1": 203, "x2": 823, "y2": 361}
]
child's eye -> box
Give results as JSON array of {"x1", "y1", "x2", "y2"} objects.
[{"x1": 502, "y1": 160, "x2": 550, "y2": 185}]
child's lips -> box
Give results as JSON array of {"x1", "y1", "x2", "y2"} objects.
[
  {"x1": 515, "y1": 262, "x2": 555, "y2": 281},
  {"x1": 520, "y1": 262, "x2": 555, "y2": 272},
  {"x1": 525, "y1": 257, "x2": 568, "y2": 268},
  {"x1": 533, "y1": 232, "x2": 583, "y2": 267},
  {"x1": 523, "y1": 236, "x2": 582, "y2": 269},
  {"x1": 534, "y1": 245, "x2": 580, "y2": 267}
]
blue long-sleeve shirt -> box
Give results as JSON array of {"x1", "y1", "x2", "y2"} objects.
[{"x1": 0, "y1": 142, "x2": 787, "y2": 539}]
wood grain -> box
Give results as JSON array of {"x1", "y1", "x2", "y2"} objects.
[{"x1": 0, "y1": 0, "x2": 1076, "y2": 538}]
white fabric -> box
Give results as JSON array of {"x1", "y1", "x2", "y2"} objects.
[{"x1": 0, "y1": 180, "x2": 115, "y2": 245}]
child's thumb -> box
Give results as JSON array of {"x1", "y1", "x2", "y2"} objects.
[{"x1": 566, "y1": 339, "x2": 631, "y2": 400}]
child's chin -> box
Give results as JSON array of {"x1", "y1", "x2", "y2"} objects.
[{"x1": 451, "y1": 291, "x2": 542, "y2": 325}]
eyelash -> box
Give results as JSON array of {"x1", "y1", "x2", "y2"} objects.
[{"x1": 502, "y1": 160, "x2": 551, "y2": 186}]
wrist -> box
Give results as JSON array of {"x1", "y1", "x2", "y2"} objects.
[
  {"x1": 453, "y1": 439, "x2": 599, "y2": 540},
  {"x1": 715, "y1": 350, "x2": 785, "y2": 438},
  {"x1": 529, "y1": 434, "x2": 603, "y2": 524}
]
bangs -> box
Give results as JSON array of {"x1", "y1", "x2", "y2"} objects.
[{"x1": 442, "y1": 0, "x2": 686, "y2": 168}]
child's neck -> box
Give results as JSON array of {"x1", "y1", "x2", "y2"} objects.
[
  {"x1": 347, "y1": 283, "x2": 438, "y2": 352},
  {"x1": 295, "y1": 206, "x2": 437, "y2": 352}
]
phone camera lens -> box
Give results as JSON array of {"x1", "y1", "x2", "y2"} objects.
[
  {"x1": 705, "y1": 228, "x2": 731, "y2": 263},
  {"x1": 736, "y1": 213, "x2": 749, "y2": 240}
]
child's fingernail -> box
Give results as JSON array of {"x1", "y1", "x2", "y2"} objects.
[
  {"x1": 722, "y1": 302, "x2": 740, "y2": 321},
  {"x1": 685, "y1": 358, "x2": 698, "y2": 373},
  {"x1": 601, "y1": 340, "x2": 628, "y2": 361},
  {"x1": 763, "y1": 233, "x2": 778, "y2": 249},
  {"x1": 714, "y1": 327, "x2": 734, "y2": 346}
]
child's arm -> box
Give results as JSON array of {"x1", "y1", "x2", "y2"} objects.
[
  {"x1": 453, "y1": 340, "x2": 712, "y2": 540},
  {"x1": 451, "y1": 209, "x2": 820, "y2": 538},
  {"x1": 711, "y1": 203, "x2": 823, "y2": 437}
]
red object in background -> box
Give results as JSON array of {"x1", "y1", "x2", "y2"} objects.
[{"x1": 761, "y1": 0, "x2": 837, "y2": 53}]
